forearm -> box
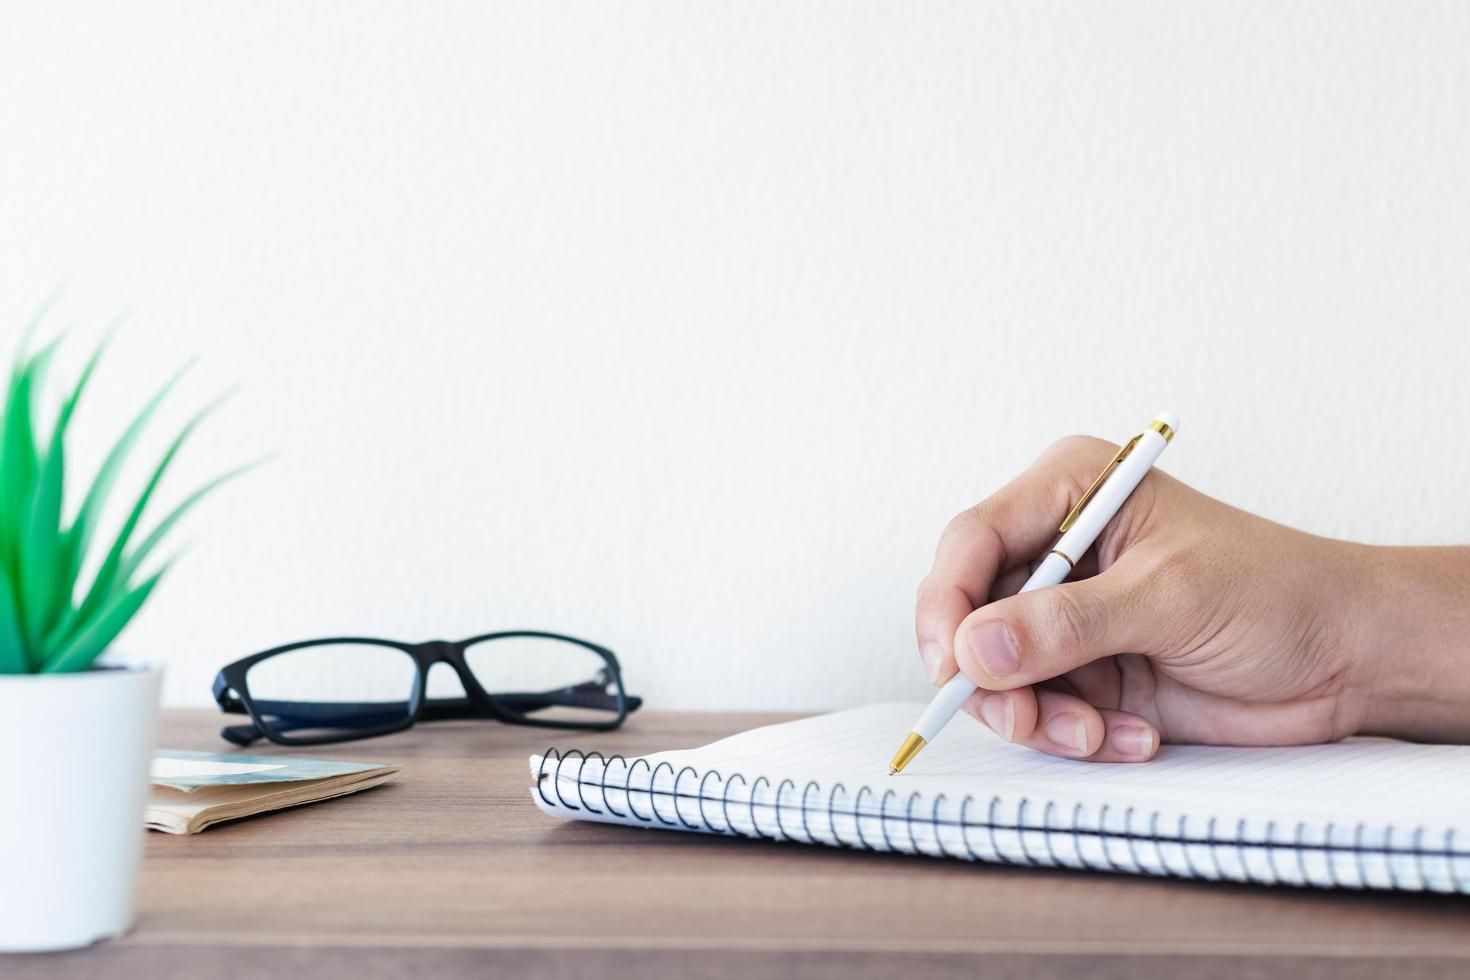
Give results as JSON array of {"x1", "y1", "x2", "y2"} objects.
[{"x1": 1348, "y1": 545, "x2": 1470, "y2": 741}]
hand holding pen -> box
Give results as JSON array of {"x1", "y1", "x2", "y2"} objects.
[
  {"x1": 898, "y1": 414, "x2": 1470, "y2": 770},
  {"x1": 892, "y1": 413, "x2": 1176, "y2": 771}
]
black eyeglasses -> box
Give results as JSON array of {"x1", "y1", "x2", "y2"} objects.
[{"x1": 212, "y1": 631, "x2": 641, "y2": 746}]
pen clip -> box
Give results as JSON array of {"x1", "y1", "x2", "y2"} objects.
[{"x1": 1059, "y1": 434, "x2": 1142, "y2": 533}]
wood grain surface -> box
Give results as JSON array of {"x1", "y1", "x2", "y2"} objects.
[{"x1": 11, "y1": 709, "x2": 1470, "y2": 979}]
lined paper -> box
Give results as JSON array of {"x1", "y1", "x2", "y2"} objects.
[{"x1": 530, "y1": 703, "x2": 1470, "y2": 892}]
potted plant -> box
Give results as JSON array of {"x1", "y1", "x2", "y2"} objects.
[{"x1": 0, "y1": 316, "x2": 245, "y2": 952}]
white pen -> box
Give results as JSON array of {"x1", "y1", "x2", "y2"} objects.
[{"x1": 888, "y1": 412, "x2": 1180, "y2": 775}]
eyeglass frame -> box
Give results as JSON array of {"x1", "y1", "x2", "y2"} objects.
[{"x1": 212, "y1": 629, "x2": 640, "y2": 747}]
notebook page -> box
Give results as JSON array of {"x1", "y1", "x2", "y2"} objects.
[
  {"x1": 531, "y1": 703, "x2": 1470, "y2": 890},
  {"x1": 553, "y1": 703, "x2": 1470, "y2": 826}
]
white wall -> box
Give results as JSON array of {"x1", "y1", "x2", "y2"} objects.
[{"x1": 2, "y1": 2, "x2": 1467, "y2": 712}]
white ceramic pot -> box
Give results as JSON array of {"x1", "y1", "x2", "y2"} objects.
[{"x1": 0, "y1": 664, "x2": 161, "y2": 953}]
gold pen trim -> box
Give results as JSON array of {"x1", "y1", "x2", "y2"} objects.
[
  {"x1": 1059, "y1": 434, "x2": 1141, "y2": 533},
  {"x1": 888, "y1": 732, "x2": 926, "y2": 775},
  {"x1": 1059, "y1": 420, "x2": 1171, "y2": 534},
  {"x1": 1049, "y1": 548, "x2": 1075, "y2": 570}
]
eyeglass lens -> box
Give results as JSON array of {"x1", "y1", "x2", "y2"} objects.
[
  {"x1": 465, "y1": 635, "x2": 621, "y2": 724},
  {"x1": 245, "y1": 643, "x2": 418, "y2": 740}
]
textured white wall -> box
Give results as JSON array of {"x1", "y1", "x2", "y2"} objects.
[{"x1": 1, "y1": 2, "x2": 1467, "y2": 712}]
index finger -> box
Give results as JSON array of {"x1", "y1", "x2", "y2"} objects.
[{"x1": 914, "y1": 435, "x2": 1121, "y2": 686}]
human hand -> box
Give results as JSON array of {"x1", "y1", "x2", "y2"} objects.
[{"x1": 914, "y1": 435, "x2": 1470, "y2": 761}]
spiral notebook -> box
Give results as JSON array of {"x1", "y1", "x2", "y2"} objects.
[{"x1": 531, "y1": 702, "x2": 1470, "y2": 892}]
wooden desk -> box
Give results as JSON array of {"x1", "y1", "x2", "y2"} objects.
[{"x1": 14, "y1": 710, "x2": 1470, "y2": 979}]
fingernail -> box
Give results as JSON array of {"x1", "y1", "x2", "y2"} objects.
[
  {"x1": 970, "y1": 620, "x2": 1019, "y2": 679},
  {"x1": 1045, "y1": 712, "x2": 1088, "y2": 753},
  {"x1": 1112, "y1": 725, "x2": 1155, "y2": 759},
  {"x1": 919, "y1": 642, "x2": 943, "y2": 685},
  {"x1": 979, "y1": 693, "x2": 1015, "y2": 742}
]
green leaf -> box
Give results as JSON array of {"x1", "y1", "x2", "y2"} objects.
[
  {"x1": 16, "y1": 335, "x2": 100, "y2": 655},
  {"x1": 18, "y1": 433, "x2": 64, "y2": 657},
  {"x1": 0, "y1": 338, "x2": 65, "y2": 651},
  {"x1": 40, "y1": 566, "x2": 167, "y2": 674},
  {"x1": 51, "y1": 387, "x2": 226, "y2": 649},
  {"x1": 0, "y1": 560, "x2": 26, "y2": 674},
  {"x1": 34, "y1": 337, "x2": 111, "y2": 636},
  {"x1": 0, "y1": 341, "x2": 60, "y2": 553},
  {"x1": 0, "y1": 359, "x2": 32, "y2": 576},
  {"x1": 53, "y1": 330, "x2": 111, "y2": 438},
  {"x1": 60, "y1": 359, "x2": 193, "y2": 594}
]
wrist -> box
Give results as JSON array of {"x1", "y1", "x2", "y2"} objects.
[{"x1": 1344, "y1": 545, "x2": 1470, "y2": 741}]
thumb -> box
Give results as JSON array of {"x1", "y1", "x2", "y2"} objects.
[{"x1": 952, "y1": 564, "x2": 1155, "y2": 691}]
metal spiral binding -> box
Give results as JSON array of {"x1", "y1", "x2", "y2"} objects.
[{"x1": 534, "y1": 748, "x2": 1464, "y2": 892}]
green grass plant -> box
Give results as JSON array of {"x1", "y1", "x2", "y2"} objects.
[{"x1": 0, "y1": 304, "x2": 248, "y2": 674}]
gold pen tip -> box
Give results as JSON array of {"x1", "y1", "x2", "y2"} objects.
[{"x1": 887, "y1": 732, "x2": 927, "y2": 775}]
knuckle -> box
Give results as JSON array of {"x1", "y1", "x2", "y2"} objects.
[
  {"x1": 942, "y1": 508, "x2": 979, "y2": 540},
  {"x1": 966, "y1": 498, "x2": 1003, "y2": 534},
  {"x1": 941, "y1": 504, "x2": 1005, "y2": 556}
]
